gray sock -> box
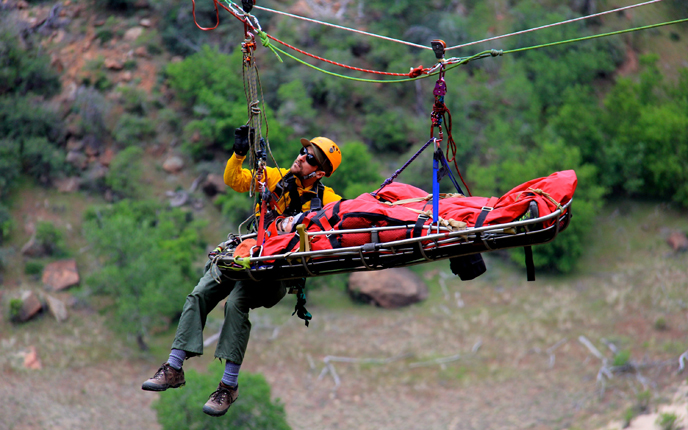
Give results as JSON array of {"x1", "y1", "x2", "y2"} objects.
[
  {"x1": 168, "y1": 349, "x2": 186, "y2": 370},
  {"x1": 221, "y1": 361, "x2": 240, "y2": 387}
]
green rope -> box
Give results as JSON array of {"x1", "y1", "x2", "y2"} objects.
[
  {"x1": 258, "y1": 30, "x2": 498, "y2": 83},
  {"x1": 258, "y1": 17, "x2": 688, "y2": 84},
  {"x1": 503, "y1": 17, "x2": 688, "y2": 55}
]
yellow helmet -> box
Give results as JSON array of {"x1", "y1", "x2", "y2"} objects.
[{"x1": 300, "y1": 137, "x2": 341, "y2": 177}]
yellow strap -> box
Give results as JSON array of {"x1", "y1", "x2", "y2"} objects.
[
  {"x1": 296, "y1": 224, "x2": 310, "y2": 262},
  {"x1": 401, "y1": 207, "x2": 467, "y2": 232},
  {"x1": 381, "y1": 193, "x2": 465, "y2": 206},
  {"x1": 526, "y1": 188, "x2": 563, "y2": 211},
  {"x1": 230, "y1": 256, "x2": 252, "y2": 271}
]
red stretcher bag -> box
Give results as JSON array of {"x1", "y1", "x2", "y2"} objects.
[{"x1": 257, "y1": 170, "x2": 577, "y2": 258}]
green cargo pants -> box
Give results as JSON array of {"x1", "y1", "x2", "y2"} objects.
[{"x1": 171, "y1": 260, "x2": 287, "y2": 364}]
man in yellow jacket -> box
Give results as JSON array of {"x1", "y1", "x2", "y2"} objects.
[{"x1": 142, "y1": 126, "x2": 342, "y2": 417}]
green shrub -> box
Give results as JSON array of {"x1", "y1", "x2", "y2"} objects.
[
  {"x1": 654, "y1": 317, "x2": 668, "y2": 331},
  {"x1": 24, "y1": 260, "x2": 44, "y2": 275},
  {"x1": 117, "y1": 86, "x2": 149, "y2": 115},
  {"x1": 215, "y1": 191, "x2": 256, "y2": 229},
  {"x1": 157, "y1": 108, "x2": 181, "y2": 133},
  {"x1": 635, "y1": 390, "x2": 651, "y2": 413},
  {"x1": 166, "y1": 46, "x2": 293, "y2": 162},
  {"x1": 123, "y1": 59, "x2": 137, "y2": 71},
  {"x1": 95, "y1": 27, "x2": 115, "y2": 44},
  {"x1": 656, "y1": 412, "x2": 678, "y2": 430},
  {"x1": 0, "y1": 139, "x2": 21, "y2": 197},
  {"x1": 0, "y1": 96, "x2": 63, "y2": 145},
  {"x1": 35, "y1": 221, "x2": 66, "y2": 257},
  {"x1": 0, "y1": 203, "x2": 11, "y2": 243},
  {"x1": 622, "y1": 406, "x2": 635, "y2": 428},
  {"x1": 0, "y1": 28, "x2": 61, "y2": 97},
  {"x1": 105, "y1": 146, "x2": 144, "y2": 199},
  {"x1": 22, "y1": 136, "x2": 69, "y2": 184},
  {"x1": 153, "y1": 362, "x2": 291, "y2": 430},
  {"x1": 113, "y1": 114, "x2": 156, "y2": 145},
  {"x1": 83, "y1": 199, "x2": 205, "y2": 347},
  {"x1": 9, "y1": 298, "x2": 22, "y2": 321},
  {"x1": 73, "y1": 86, "x2": 110, "y2": 140},
  {"x1": 613, "y1": 350, "x2": 631, "y2": 367}
]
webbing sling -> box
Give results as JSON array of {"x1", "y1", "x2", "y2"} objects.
[
  {"x1": 474, "y1": 196, "x2": 534, "y2": 281},
  {"x1": 524, "y1": 246, "x2": 535, "y2": 282},
  {"x1": 474, "y1": 197, "x2": 499, "y2": 231}
]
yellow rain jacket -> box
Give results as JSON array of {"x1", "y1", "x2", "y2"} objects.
[{"x1": 223, "y1": 153, "x2": 341, "y2": 215}]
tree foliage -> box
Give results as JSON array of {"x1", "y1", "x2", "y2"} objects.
[
  {"x1": 166, "y1": 46, "x2": 293, "y2": 163},
  {"x1": 83, "y1": 200, "x2": 205, "y2": 346},
  {"x1": 105, "y1": 146, "x2": 145, "y2": 199},
  {"x1": 153, "y1": 362, "x2": 291, "y2": 430},
  {"x1": 0, "y1": 29, "x2": 61, "y2": 98},
  {"x1": 0, "y1": 28, "x2": 65, "y2": 196},
  {"x1": 328, "y1": 141, "x2": 383, "y2": 199}
]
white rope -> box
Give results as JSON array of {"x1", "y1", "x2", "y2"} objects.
[
  {"x1": 252, "y1": 5, "x2": 431, "y2": 50},
  {"x1": 254, "y1": 0, "x2": 663, "y2": 55},
  {"x1": 445, "y1": 0, "x2": 664, "y2": 51}
]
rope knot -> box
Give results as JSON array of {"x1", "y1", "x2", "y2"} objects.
[
  {"x1": 490, "y1": 49, "x2": 503, "y2": 57},
  {"x1": 408, "y1": 65, "x2": 425, "y2": 78}
]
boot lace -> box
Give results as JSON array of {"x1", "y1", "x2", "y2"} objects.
[{"x1": 154, "y1": 364, "x2": 173, "y2": 381}]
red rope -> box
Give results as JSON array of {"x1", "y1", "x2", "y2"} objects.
[
  {"x1": 192, "y1": 0, "x2": 249, "y2": 32},
  {"x1": 190, "y1": 0, "x2": 430, "y2": 78},
  {"x1": 441, "y1": 108, "x2": 472, "y2": 196},
  {"x1": 266, "y1": 33, "x2": 429, "y2": 77}
]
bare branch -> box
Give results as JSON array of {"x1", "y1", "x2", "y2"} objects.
[
  {"x1": 546, "y1": 338, "x2": 568, "y2": 368},
  {"x1": 409, "y1": 353, "x2": 461, "y2": 368},
  {"x1": 203, "y1": 331, "x2": 221, "y2": 347},
  {"x1": 678, "y1": 350, "x2": 688, "y2": 373},
  {"x1": 578, "y1": 335, "x2": 607, "y2": 362},
  {"x1": 601, "y1": 338, "x2": 619, "y2": 355},
  {"x1": 319, "y1": 354, "x2": 410, "y2": 390}
]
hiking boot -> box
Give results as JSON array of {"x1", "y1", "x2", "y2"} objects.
[
  {"x1": 141, "y1": 363, "x2": 185, "y2": 392},
  {"x1": 516, "y1": 201, "x2": 540, "y2": 233},
  {"x1": 202, "y1": 382, "x2": 239, "y2": 417}
]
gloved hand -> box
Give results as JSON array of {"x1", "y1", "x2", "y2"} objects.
[{"x1": 233, "y1": 125, "x2": 254, "y2": 157}]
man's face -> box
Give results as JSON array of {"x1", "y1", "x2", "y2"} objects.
[
  {"x1": 290, "y1": 145, "x2": 320, "y2": 178},
  {"x1": 276, "y1": 215, "x2": 296, "y2": 234}
]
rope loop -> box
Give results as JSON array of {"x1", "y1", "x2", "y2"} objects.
[
  {"x1": 526, "y1": 188, "x2": 563, "y2": 211},
  {"x1": 249, "y1": 100, "x2": 261, "y2": 116}
]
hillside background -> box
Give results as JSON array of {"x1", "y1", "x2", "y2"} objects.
[{"x1": 1, "y1": 0, "x2": 687, "y2": 429}]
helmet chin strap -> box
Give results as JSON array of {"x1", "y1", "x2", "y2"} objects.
[{"x1": 301, "y1": 171, "x2": 317, "y2": 180}]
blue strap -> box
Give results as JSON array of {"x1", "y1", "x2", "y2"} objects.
[
  {"x1": 436, "y1": 149, "x2": 465, "y2": 195},
  {"x1": 432, "y1": 152, "x2": 440, "y2": 225}
]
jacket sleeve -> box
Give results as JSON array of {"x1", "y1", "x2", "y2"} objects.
[
  {"x1": 223, "y1": 153, "x2": 253, "y2": 193},
  {"x1": 224, "y1": 154, "x2": 290, "y2": 194}
]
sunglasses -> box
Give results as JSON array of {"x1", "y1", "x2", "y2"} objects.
[{"x1": 299, "y1": 147, "x2": 319, "y2": 167}]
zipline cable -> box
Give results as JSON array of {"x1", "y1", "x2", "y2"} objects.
[
  {"x1": 501, "y1": 17, "x2": 688, "y2": 55},
  {"x1": 250, "y1": 0, "x2": 666, "y2": 53},
  {"x1": 252, "y1": 4, "x2": 432, "y2": 50},
  {"x1": 209, "y1": 0, "x2": 686, "y2": 82},
  {"x1": 446, "y1": 0, "x2": 665, "y2": 51},
  {"x1": 257, "y1": 17, "x2": 688, "y2": 84}
]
